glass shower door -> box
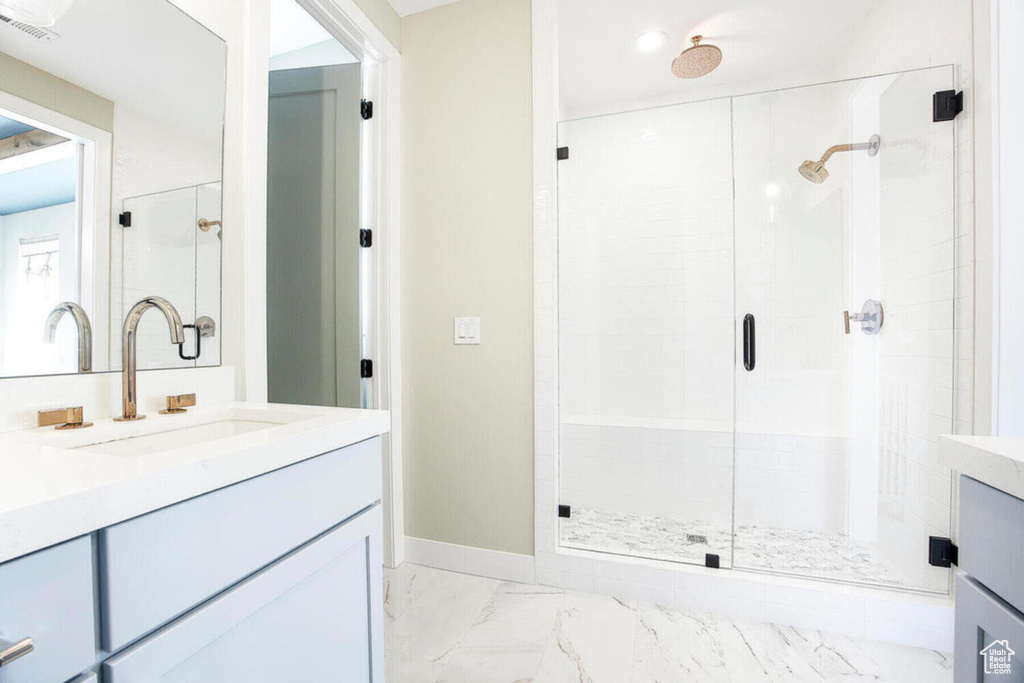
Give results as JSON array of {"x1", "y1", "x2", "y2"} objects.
[
  {"x1": 732, "y1": 67, "x2": 956, "y2": 591},
  {"x1": 556, "y1": 99, "x2": 736, "y2": 567},
  {"x1": 119, "y1": 187, "x2": 198, "y2": 370}
]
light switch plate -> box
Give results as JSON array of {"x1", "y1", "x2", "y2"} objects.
[{"x1": 454, "y1": 317, "x2": 481, "y2": 345}]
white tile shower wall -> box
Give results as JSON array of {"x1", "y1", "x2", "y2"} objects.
[
  {"x1": 109, "y1": 103, "x2": 223, "y2": 372},
  {"x1": 559, "y1": 423, "x2": 734, "y2": 526},
  {"x1": 559, "y1": 423, "x2": 850, "y2": 534},
  {"x1": 557, "y1": 99, "x2": 734, "y2": 429}
]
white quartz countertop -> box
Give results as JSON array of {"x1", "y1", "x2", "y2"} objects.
[
  {"x1": 0, "y1": 401, "x2": 389, "y2": 564},
  {"x1": 939, "y1": 434, "x2": 1024, "y2": 500}
]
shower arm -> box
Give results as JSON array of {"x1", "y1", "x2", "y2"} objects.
[{"x1": 818, "y1": 141, "x2": 874, "y2": 163}]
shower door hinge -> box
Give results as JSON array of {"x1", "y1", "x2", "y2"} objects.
[
  {"x1": 118, "y1": 211, "x2": 132, "y2": 228},
  {"x1": 360, "y1": 359, "x2": 373, "y2": 379},
  {"x1": 928, "y1": 536, "x2": 958, "y2": 567},
  {"x1": 359, "y1": 229, "x2": 372, "y2": 248},
  {"x1": 558, "y1": 505, "x2": 571, "y2": 518},
  {"x1": 932, "y1": 90, "x2": 963, "y2": 122},
  {"x1": 705, "y1": 553, "x2": 720, "y2": 569},
  {"x1": 557, "y1": 146, "x2": 569, "y2": 161},
  {"x1": 361, "y1": 99, "x2": 373, "y2": 120}
]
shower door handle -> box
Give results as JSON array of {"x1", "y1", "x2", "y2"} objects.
[{"x1": 743, "y1": 314, "x2": 755, "y2": 371}]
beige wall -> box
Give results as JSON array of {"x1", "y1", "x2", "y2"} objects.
[
  {"x1": 353, "y1": 0, "x2": 401, "y2": 51},
  {"x1": 401, "y1": 0, "x2": 534, "y2": 556},
  {"x1": 0, "y1": 51, "x2": 114, "y2": 132}
]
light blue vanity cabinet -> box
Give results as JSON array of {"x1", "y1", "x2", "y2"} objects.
[
  {"x1": 103, "y1": 507, "x2": 384, "y2": 682},
  {"x1": 954, "y1": 475, "x2": 1024, "y2": 682},
  {"x1": 98, "y1": 437, "x2": 382, "y2": 652},
  {"x1": 0, "y1": 537, "x2": 95, "y2": 683},
  {"x1": 0, "y1": 437, "x2": 383, "y2": 683}
]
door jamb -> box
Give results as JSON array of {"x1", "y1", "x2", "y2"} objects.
[{"x1": 291, "y1": 0, "x2": 404, "y2": 567}]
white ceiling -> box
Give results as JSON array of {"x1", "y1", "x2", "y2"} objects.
[
  {"x1": 557, "y1": 0, "x2": 884, "y2": 119},
  {"x1": 385, "y1": 0, "x2": 461, "y2": 18},
  {"x1": 269, "y1": 0, "x2": 356, "y2": 66},
  {"x1": 0, "y1": 0, "x2": 225, "y2": 144}
]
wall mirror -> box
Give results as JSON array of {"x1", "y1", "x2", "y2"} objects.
[{"x1": 0, "y1": 0, "x2": 226, "y2": 379}]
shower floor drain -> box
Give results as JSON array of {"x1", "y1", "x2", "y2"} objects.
[{"x1": 686, "y1": 534, "x2": 708, "y2": 545}]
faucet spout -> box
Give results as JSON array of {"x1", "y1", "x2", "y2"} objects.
[
  {"x1": 117, "y1": 296, "x2": 186, "y2": 421},
  {"x1": 44, "y1": 302, "x2": 93, "y2": 373}
]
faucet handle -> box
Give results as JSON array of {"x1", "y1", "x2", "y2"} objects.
[
  {"x1": 160, "y1": 393, "x2": 196, "y2": 415},
  {"x1": 38, "y1": 406, "x2": 92, "y2": 430}
]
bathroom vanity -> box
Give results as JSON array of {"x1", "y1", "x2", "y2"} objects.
[
  {"x1": 940, "y1": 435, "x2": 1024, "y2": 682},
  {"x1": 0, "y1": 403, "x2": 389, "y2": 682}
]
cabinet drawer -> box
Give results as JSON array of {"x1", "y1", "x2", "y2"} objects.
[
  {"x1": 103, "y1": 506, "x2": 384, "y2": 683},
  {"x1": 0, "y1": 537, "x2": 95, "y2": 683},
  {"x1": 960, "y1": 475, "x2": 1024, "y2": 612},
  {"x1": 954, "y1": 573, "x2": 1024, "y2": 682},
  {"x1": 99, "y1": 437, "x2": 381, "y2": 652}
]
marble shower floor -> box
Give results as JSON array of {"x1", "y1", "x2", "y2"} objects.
[
  {"x1": 383, "y1": 563, "x2": 952, "y2": 683},
  {"x1": 560, "y1": 507, "x2": 906, "y2": 587}
]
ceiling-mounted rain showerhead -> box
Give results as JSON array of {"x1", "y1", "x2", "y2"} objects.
[
  {"x1": 671, "y1": 35, "x2": 722, "y2": 79},
  {"x1": 798, "y1": 134, "x2": 881, "y2": 184}
]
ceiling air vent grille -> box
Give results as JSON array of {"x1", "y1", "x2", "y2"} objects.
[{"x1": 0, "y1": 14, "x2": 59, "y2": 42}]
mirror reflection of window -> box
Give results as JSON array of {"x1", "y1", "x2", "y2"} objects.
[{"x1": 0, "y1": 112, "x2": 79, "y2": 376}]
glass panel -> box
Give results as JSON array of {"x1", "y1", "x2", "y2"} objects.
[
  {"x1": 732, "y1": 67, "x2": 955, "y2": 591},
  {"x1": 195, "y1": 182, "x2": 223, "y2": 367},
  {"x1": 557, "y1": 100, "x2": 736, "y2": 567},
  {"x1": 120, "y1": 187, "x2": 199, "y2": 370}
]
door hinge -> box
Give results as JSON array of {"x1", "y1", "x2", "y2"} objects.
[
  {"x1": 928, "y1": 536, "x2": 958, "y2": 567},
  {"x1": 932, "y1": 90, "x2": 963, "y2": 122},
  {"x1": 705, "y1": 553, "x2": 720, "y2": 569},
  {"x1": 118, "y1": 211, "x2": 132, "y2": 227},
  {"x1": 361, "y1": 99, "x2": 373, "y2": 120},
  {"x1": 557, "y1": 146, "x2": 569, "y2": 161},
  {"x1": 359, "y1": 229, "x2": 372, "y2": 248},
  {"x1": 558, "y1": 505, "x2": 571, "y2": 518},
  {"x1": 361, "y1": 359, "x2": 373, "y2": 378}
]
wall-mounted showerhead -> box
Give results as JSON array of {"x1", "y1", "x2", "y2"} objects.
[{"x1": 798, "y1": 134, "x2": 881, "y2": 184}]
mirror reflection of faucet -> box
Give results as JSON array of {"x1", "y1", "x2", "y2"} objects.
[
  {"x1": 116, "y1": 296, "x2": 186, "y2": 422},
  {"x1": 844, "y1": 299, "x2": 883, "y2": 335},
  {"x1": 43, "y1": 302, "x2": 92, "y2": 373}
]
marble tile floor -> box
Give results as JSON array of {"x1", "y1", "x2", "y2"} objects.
[
  {"x1": 560, "y1": 506, "x2": 907, "y2": 588},
  {"x1": 384, "y1": 563, "x2": 952, "y2": 683}
]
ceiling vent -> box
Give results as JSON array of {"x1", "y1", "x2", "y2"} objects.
[{"x1": 0, "y1": 13, "x2": 59, "y2": 41}]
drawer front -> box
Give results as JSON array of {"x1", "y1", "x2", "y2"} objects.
[
  {"x1": 103, "y1": 507, "x2": 384, "y2": 683},
  {"x1": 960, "y1": 475, "x2": 1024, "y2": 612},
  {"x1": 0, "y1": 537, "x2": 95, "y2": 683},
  {"x1": 99, "y1": 437, "x2": 381, "y2": 652},
  {"x1": 954, "y1": 573, "x2": 1024, "y2": 682}
]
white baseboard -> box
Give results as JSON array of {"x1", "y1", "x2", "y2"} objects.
[{"x1": 404, "y1": 536, "x2": 536, "y2": 584}]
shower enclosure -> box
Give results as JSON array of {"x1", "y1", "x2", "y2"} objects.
[{"x1": 556, "y1": 66, "x2": 957, "y2": 593}]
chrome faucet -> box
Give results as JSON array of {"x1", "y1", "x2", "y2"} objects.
[
  {"x1": 43, "y1": 302, "x2": 92, "y2": 373},
  {"x1": 116, "y1": 296, "x2": 186, "y2": 421}
]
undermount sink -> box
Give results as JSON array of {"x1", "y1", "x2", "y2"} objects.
[
  {"x1": 52, "y1": 406, "x2": 319, "y2": 457},
  {"x1": 77, "y1": 419, "x2": 282, "y2": 456}
]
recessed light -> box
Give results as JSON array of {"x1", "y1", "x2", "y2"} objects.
[{"x1": 635, "y1": 31, "x2": 668, "y2": 54}]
